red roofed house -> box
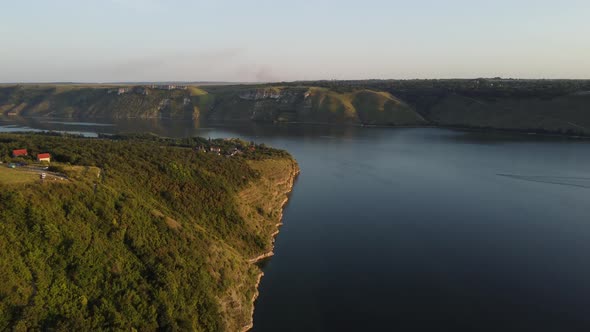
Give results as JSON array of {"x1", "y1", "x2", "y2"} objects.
[
  {"x1": 12, "y1": 149, "x2": 28, "y2": 157},
  {"x1": 37, "y1": 153, "x2": 51, "y2": 163}
]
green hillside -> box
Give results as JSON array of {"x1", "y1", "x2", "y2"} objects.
[
  {"x1": 196, "y1": 85, "x2": 427, "y2": 125},
  {"x1": 0, "y1": 85, "x2": 199, "y2": 119},
  {"x1": 2, "y1": 79, "x2": 590, "y2": 136},
  {"x1": 0, "y1": 133, "x2": 298, "y2": 331},
  {"x1": 425, "y1": 93, "x2": 590, "y2": 135}
]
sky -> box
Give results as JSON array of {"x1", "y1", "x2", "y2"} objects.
[{"x1": 1, "y1": 0, "x2": 589, "y2": 82}]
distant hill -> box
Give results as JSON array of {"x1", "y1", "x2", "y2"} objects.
[
  {"x1": 2, "y1": 79, "x2": 590, "y2": 136},
  {"x1": 198, "y1": 85, "x2": 426, "y2": 126}
]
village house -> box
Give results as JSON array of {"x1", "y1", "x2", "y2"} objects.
[
  {"x1": 210, "y1": 147, "x2": 221, "y2": 155},
  {"x1": 12, "y1": 149, "x2": 28, "y2": 157},
  {"x1": 37, "y1": 153, "x2": 51, "y2": 163}
]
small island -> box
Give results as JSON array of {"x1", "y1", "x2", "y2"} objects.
[{"x1": 0, "y1": 133, "x2": 299, "y2": 331}]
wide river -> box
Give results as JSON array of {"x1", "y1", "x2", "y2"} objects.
[{"x1": 2, "y1": 117, "x2": 590, "y2": 331}]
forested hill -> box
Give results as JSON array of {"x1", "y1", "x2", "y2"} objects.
[
  {"x1": 2, "y1": 79, "x2": 590, "y2": 136},
  {"x1": 0, "y1": 133, "x2": 298, "y2": 331}
]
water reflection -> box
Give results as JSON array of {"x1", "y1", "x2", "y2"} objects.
[
  {"x1": 2, "y1": 116, "x2": 590, "y2": 331},
  {"x1": 1, "y1": 116, "x2": 375, "y2": 142}
]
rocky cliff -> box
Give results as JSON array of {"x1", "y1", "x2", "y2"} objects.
[
  {"x1": 0, "y1": 85, "x2": 200, "y2": 119},
  {"x1": 2, "y1": 81, "x2": 590, "y2": 136},
  {"x1": 201, "y1": 86, "x2": 427, "y2": 126}
]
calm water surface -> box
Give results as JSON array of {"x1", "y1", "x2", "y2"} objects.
[{"x1": 2, "y1": 117, "x2": 590, "y2": 331}]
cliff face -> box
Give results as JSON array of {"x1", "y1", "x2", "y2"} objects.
[
  {"x1": 0, "y1": 86, "x2": 199, "y2": 119},
  {"x1": 204, "y1": 86, "x2": 427, "y2": 126},
  {"x1": 231, "y1": 158, "x2": 299, "y2": 332},
  {"x1": 238, "y1": 87, "x2": 284, "y2": 101},
  {"x1": 198, "y1": 85, "x2": 590, "y2": 135},
  {"x1": 2, "y1": 83, "x2": 590, "y2": 136}
]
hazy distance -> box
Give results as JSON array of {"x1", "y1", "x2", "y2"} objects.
[{"x1": 1, "y1": 0, "x2": 589, "y2": 82}]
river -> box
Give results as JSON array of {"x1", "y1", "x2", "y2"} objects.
[{"x1": 2, "y1": 117, "x2": 590, "y2": 331}]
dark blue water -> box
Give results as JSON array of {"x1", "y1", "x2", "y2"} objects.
[{"x1": 2, "y1": 117, "x2": 590, "y2": 331}]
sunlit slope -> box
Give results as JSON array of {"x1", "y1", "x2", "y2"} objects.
[
  {"x1": 0, "y1": 133, "x2": 298, "y2": 331},
  {"x1": 200, "y1": 86, "x2": 427, "y2": 125},
  {"x1": 350, "y1": 89, "x2": 426, "y2": 125}
]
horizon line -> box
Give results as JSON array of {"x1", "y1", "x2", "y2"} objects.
[{"x1": 2, "y1": 77, "x2": 590, "y2": 85}]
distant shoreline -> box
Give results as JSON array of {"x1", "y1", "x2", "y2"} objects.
[
  {"x1": 2, "y1": 81, "x2": 590, "y2": 137},
  {"x1": 3, "y1": 114, "x2": 589, "y2": 140}
]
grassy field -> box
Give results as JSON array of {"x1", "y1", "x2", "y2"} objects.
[
  {"x1": 187, "y1": 86, "x2": 208, "y2": 96},
  {"x1": 298, "y1": 87, "x2": 427, "y2": 125},
  {"x1": 0, "y1": 163, "x2": 91, "y2": 186},
  {"x1": 0, "y1": 167, "x2": 39, "y2": 185}
]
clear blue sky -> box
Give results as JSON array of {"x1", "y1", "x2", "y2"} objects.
[{"x1": 1, "y1": 0, "x2": 589, "y2": 82}]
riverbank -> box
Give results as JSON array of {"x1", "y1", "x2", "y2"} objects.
[
  {"x1": 4, "y1": 80, "x2": 590, "y2": 136},
  {"x1": 247, "y1": 195, "x2": 293, "y2": 264},
  {"x1": 3, "y1": 115, "x2": 590, "y2": 141},
  {"x1": 235, "y1": 158, "x2": 300, "y2": 332}
]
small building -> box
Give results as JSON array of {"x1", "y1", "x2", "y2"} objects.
[
  {"x1": 12, "y1": 149, "x2": 28, "y2": 157},
  {"x1": 210, "y1": 147, "x2": 221, "y2": 154},
  {"x1": 229, "y1": 148, "x2": 243, "y2": 157},
  {"x1": 37, "y1": 153, "x2": 51, "y2": 163}
]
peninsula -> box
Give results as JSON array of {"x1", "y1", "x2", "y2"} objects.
[{"x1": 0, "y1": 133, "x2": 298, "y2": 331}]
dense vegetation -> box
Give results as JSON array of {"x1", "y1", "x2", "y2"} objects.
[
  {"x1": 0, "y1": 85, "x2": 203, "y2": 119},
  {"x1": 0, "y1": 133, "x2": 297, "y2": 331},
  {"x1": 276, "y1": 79, "x2": 590, "y2": 135},
  {"x1": 2, "y1": 79, "x2": 590, "y2": 136}
]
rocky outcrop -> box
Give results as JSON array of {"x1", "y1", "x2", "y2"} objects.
[
  {"x1": 239, "y1": 88, "x2": 283, "y2": 100},
  {"x1": 208, "y1": 87, "x2": 427, "y2": 125},
  {"x1": 234, "y1": 158, "x2": 300, "y2": 332}
]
